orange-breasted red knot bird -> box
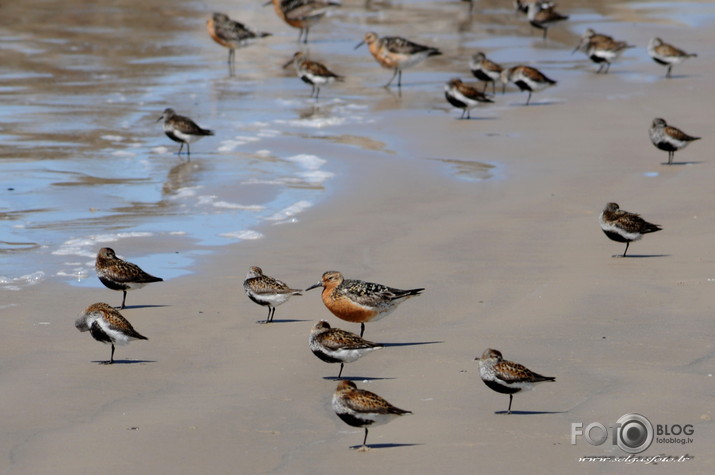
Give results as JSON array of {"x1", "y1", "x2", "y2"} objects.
[
  {"x1": 332, "y1": 380, "x2": 412, "y2": 451},
  {"x1": 305, "y1": 271, "x2": 424, "y2": 337},
  {"x1": 243, "y1": 266, "x2": 302, "y2": 323},
  {"x1": 309, "y1": 320, "x2": 383, "y2": 378},
  {"x1": 355, "y1": 32, "x2": 442, "y2": 89},
  {"x1": 649, "y1": 118, "x2": 701, "y2": 165},
  {"x1": 500, "y1": 65, "x2": 556, "y2": 105},
  {"x1": 648, "y1": 37, "x2": 697, "y2": 78},
  {"x1": 95, "y1": 248, "x2": 163, "y2": 309},
  {"x1": 283, "y1": 51, "x2": 344, "y2": 99},
  {"x1": 157, "y1": 108, "x2": 214, "y2": 159},
  {"x1": 206, "y1": 12, "x2": 271, "y2": 68},
  {"x1": 599, "y1": 203, "x2": 662, "y2": 257},
  {"x1": 526, "y1": 2, "x2": 568, "y2": 40},
  {"x1": 476, "y1": 348, "x2": 555, "y2": 414},
  {"x1": 573, "y1": 29, "x2": 634, "y2": 74},
  {"x1": 75, "y1": 302, "x2": 148, "y2": 364},
  {"x1": 268, "y1": 0, "x2": 340, "y2": 44},
  {"x1": 444, "y1": 78, "x2": 493, "y2": 119},
  {"x1": 469, "y1": 51, "x2": 503, "y2": 94}
]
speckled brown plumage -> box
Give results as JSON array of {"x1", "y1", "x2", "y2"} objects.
[{"x1": 95, "y1": 248, "x2": 163, "y2": 309}]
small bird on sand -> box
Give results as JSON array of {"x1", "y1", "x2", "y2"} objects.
[
  {"x1": 526, "y1": 2, "x2": 568, "y2": 40},
  {"x1": 649, "y1": 117, "x2": 701, "y2": 165},
  {"x1": 305, "y1": 270, "x2": 424, "y2": 337},
  {"x1": 573, "y1": 29, "x2": 634, "y2": 74},
  {"x1": 309, "y1": 320, "x2": 383, "y2": 378},
  {"x1": 95, "y1": 248, "x2": 163, "y2": 309},
  {"x1": 243, "y1": 266, "x2": 302, "y2": 323},
  {"x1": 332, "y1": 380, "x2": 412, "y2": 451},
  {"x1": 648, "y1": 37, "x2": 697, "y2": 78},
  {"x1": 469, "y1": 51, "x2": 503, "y2": 95},
  {"x1": 157, "y1": 108, "x2": 214, "y2": 158},
  {"x1": 75, "y1": 302, "x2": 148, "y2": 364},
  {"x1": 444, "y1": 78, "x2": 493, "y2": 119},
  {"x1": 599, "y1": 202, "x2": 662, "y2": 257},
  {"x1": 476, "y1": 348, "x2": 555, "y2": 414},
  {"x1": 500, "y1": 65, "x2": 556, "y2": 105}
]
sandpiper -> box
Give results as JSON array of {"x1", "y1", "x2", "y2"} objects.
[
  {"x1": 599, "y1": 202, "x2": 662, "y2": 257},
  {"x1": 206, "y1": 13, "x2": 271, "y2": 68},
  {"x1": 309, "y1": 320, "x2": 383, "y2": 378},
  {"x1": 305, "y1": 271, "x2": 424, "y2": 337},
  {"x1": 268, "y1": 0, "x2": 340, "y2": 43},
  {"x1": 243, "y1": 266, "x2": 302, "y2": 323},
  {"x1": 514, "y1": 0, "x2": 554, "y2": 15},
  {"x1": 157, "y1": 108, "x2": 214, "y2": 158},
  {"x1": 75, "y1": 302, "x2": 148, "y2": 364},
  {"x1": 469, "y1": 52, "x2": 503, "y2": 94},
  {"x1": 332, "y1": 380, "x2": 412, "y2": 451},
  {"x1": 648, "y1": 37, "x2": 697, "y2": 78},
  {"x1": 500, "y1": 65, "x2": 556, "y2": 105},
  {"x1": 283, "y1": 51, "x2": 344, "y2": 99},
  {"x1": 356, "y1": 32, "x2": 442, "y2": 88},
  {"x1": 444, "y1": 78, "x2": 494, "y2": 119},
  {"x1": 649, "y1": 118, "x2": 701, "y2": 165},
  {"x1": 95, "y1": 248, "x2": 163, "y2": 309},
  {"x1": 526, "y1": 2, "x2": 568, "y2": 40},
  {"x1": 476, "y1": 348, "x2": 555, "y2": 414},
  {"x1": 573, "y1": 29, "x2": 634, "y2": 74}
]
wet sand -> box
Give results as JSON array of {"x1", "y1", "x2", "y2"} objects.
[{"x1": 1, "y1": 0, "x2": 714, "y2": 474}]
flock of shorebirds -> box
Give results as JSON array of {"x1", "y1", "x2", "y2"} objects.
[{"x1": 75, "y1": 0, "x2": 703, "y2": 451}]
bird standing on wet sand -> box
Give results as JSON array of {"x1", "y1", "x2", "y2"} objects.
[
  {"x1": 573, "y1": 29, "x2": 634, "y2": 74},
  {"x1": 268, "y1": 0, "x2": 340, "y2": 44},
  {"x1": 332, "y1": 380, "x2": 412, "y2": 451},
  {"x1": 469, "y1": 52, "x2": 503, "y2": 94},
  {"x1": 476, "y1": 348, "x2": 555, "y2": 414},
  {"x1": 444, "y1": 78, "x2": 493, "y2": 119},
  {"x1": 206, "y1": 12, "x2": 271, "y2": 68},
  {"x1": 75, "y1": 302, "x2": 148, "y2": 364},
  {"x1": 309, "y1": 320, "x2": 383, "y2": 378},
  {"x1": 243, "y1": 266, "x2": 302, "y2": 323},
  {"x1": 283, "y1": 51, "x2": 344, "y2": 99},
  {"x1": 526, "y1": 2, "x2": 568, "y2": 40},
  {"x1": 356, "y1": 32, "x2": 442, "y2": 89},
  {"x1": 306, "y1": 271, "x2": 424, "y2": 337},
  {"x1": 500, "y1": 65, "x2": 556, "y2": 105},
  {"x1": 648, "y1": 37, "x2": 697, "y2": 78},
  {"x1": 157, "y1": 108, "x2": 214, "y2": 158},
  {"x1": 649, "y1": 118, "x2": 701, "y2": 165},
  {"x1": 95, "y1": 248, "x2": 163, "y2": 309},
  {"x1": 599, "y1": 202, "x2": 662, "y2": 257}
]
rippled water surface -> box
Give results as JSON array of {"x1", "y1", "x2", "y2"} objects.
[{"x1": 1, "y1": 0, "x2": 711, "y2": 290}]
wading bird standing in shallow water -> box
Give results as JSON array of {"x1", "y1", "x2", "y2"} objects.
[
  {"x1": 469, "y1": 52, "x2": 503, "y2": 94},
  {"x1": 573, "y1": 29, "x2": 634, "y2": 74},
  {"x1": 500, "y1": 65, "x2": 556, "y2": 105},
  {"x1": 476, "y1": 348, "x2": 555, "y2": 414},
  {"x1": 157, "y1": 108, "x2": 214, "y2": 159},
  {"x1": 283, "y1": 51, "x2": 344, "y2": 99},
  {"x1": 268, "y1": 0, "x2": 340, "y2": 43},
  {"x1": 599, "y1": 202, "x2": 662, "y2": 257},
  {"x1": 206, "y1": 13, "x2": 271, "y2": 69}
]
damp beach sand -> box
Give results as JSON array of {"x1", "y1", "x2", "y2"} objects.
[{"x1": 1, "y1": 0, "x2": 714, "y2": 473}]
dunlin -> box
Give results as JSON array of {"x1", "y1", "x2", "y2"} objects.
[
  {"x1": 648, "y1": 37, "x2": 697, "y2": 78},
  {"x1": 476, "y1": 348, "x2": 555, "y2": 414},
  {"x1": 526, "y1": 2, "x2": 568, "y2": 40},
  {"x1": 500, "y1": 65, "x2": 556, "y2": 105},
  {"x1": 157, "y1": 108, "x2": 214, "y2": 158},
  {"x1": 599, "y1": 202, "x2": 662, "y2": 257},
  {"x1": 444, "y1": 78, "x2": 493, "y2": 119},
  {"x1": 206, "y1": 13, "x2": 271, "y2": 67},
  {"x1": 573, "y1": 29, "x2": 634, "y2": 74},
  {"x1": 514, "y1": 0, "x2": 554, "y2": 15},
  {"x1": 283, "y1": 51, "x2": 344, "y2": 99},
  {"x1": 355, "y1": 32, "x2": 442, "y2": 88},
  {"x1": 95, "y1": 248, "x2": 163, "y2": 309},
  {"x1": 75, "y1": 302, "x2": 148, "y2": 364},
  {"x1": 268, "y1": 0, "x2": 340, "y2": 43},
  {"x1": 244, "y1": 266, "x2": 302, "y2": 323},
  {"x1": 649, "y1": 117, "x2": 701, "y2": 165},
  {"x1": 309, "y1": 320, "x2": 383, "y2": 378},
  {"x1": 332, "y1": 380, "x2": 412, "y2": 451},
  {"x1": 469, "y1": 51, "x2": 503, "y2": 94},
  {"x1": 305, "y1": 271, "x2": 424, "y2": 337}
]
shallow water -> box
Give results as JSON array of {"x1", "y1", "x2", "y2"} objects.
[{"x1": 0, "y1": 0, "x2": 710, "y2": 290}]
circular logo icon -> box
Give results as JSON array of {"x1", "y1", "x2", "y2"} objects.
[{"x1": 616, "y1": 413, "x2": 654, "y2": 454}]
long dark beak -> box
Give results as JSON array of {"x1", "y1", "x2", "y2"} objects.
[
  {"x1": 305, "y1": 282, "x2": 323, "y2": 291},
  {"x1": 354, "y1": 40, "x2": 365, "y2": 50},
  {"x1": 156, "y1": 115, "x2": 164, "y2": 123},
  {"x1": 571, "y1": 44, "x2": 581, "y2": 54},
  {"x1": 283, "y1": 57, "x2": 295, "y2": 69}
]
